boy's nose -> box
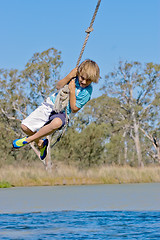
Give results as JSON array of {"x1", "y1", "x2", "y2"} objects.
[{"x1": 82, "y1": 79, "x2": 86, "y2": 84}]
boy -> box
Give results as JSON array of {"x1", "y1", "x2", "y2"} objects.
[{"x1": 12, "y1": 59, "x2": 100, "y2": 160}]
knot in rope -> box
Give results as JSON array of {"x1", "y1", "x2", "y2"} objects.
[
  {"x1": 85, "y1": 27, "x2": 94, "y2": 34},
  {"x1": 76, "y1": 0, "x2": 101, "y2": 67}
]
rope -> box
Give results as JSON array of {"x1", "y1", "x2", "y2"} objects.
[
  {"x1": 51, "y1": 108, "x2": 69, "y2": 148},
  {"x1": 51, "y1": 0, "x2": 101, "y2": 147},
  {"x1": 53, "y1": 85, "x2": 70, "y2": 113},
  {"x1": 76, "y1": 0, "x2": 101, "y2": 67}
]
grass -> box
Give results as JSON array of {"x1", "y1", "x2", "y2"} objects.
[
  {"x1": 0, "y1": 181, "x2": 12, "y2": 188},
  {"x1": 0, "y1": 163, "x2": 160, "y2": 187}
]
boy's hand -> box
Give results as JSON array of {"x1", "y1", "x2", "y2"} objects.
[{"x1": 56, "y1": 68, "x2": 77, "y2": 90}]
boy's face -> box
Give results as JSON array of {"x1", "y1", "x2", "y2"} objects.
[{"x1": 78, "y1": 73, "x2": 92, "y2": 88}]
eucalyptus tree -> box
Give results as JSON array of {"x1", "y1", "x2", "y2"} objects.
[
  {"x1": 0, "y1": 48, "x2": 63, "y2": 124},
  {"x1": 53, "y1": 121, "x2": 107, "y2": 168},
  {"x1": 0, "y1": 68, "x2": 27, "y2": 121},
  {"x1": 102, "y1": 61, "x2": 160, "y2": 167},
  {"x1": 80, "y1": 95, "x2": 131, "y2": 165},
  {"x1": 21, "y1": 48, "x2": 63, "y2": 110},
  {"x1": 0, "y1": 68, "x2": 29, "y2": 164}
]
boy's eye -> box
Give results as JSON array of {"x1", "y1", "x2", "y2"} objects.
[
  {"x1": 79, "y1": 75, "x2": 91, "y2": 84},
  {"x1": 80, "y1": 75, "x2": 89, "y2": 81}
]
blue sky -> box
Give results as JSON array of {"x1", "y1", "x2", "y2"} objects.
[{"x1": 0, "y1": 0, "x2": 159, "y2": 98}]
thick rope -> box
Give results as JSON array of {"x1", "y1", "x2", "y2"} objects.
[
  {"x1": 51, "y1": 108, "x2": 69, "y2": 148},
  {"x1": 53, "y1": 85, "x2": 70, "y2": 113},
  {"x1": 51, "y1": 0, "x2": 101, "y2": 147}
]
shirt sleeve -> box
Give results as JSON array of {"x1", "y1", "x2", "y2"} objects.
[{"x1": 76, "y1": 88, "x2": 92, "y2": 109}]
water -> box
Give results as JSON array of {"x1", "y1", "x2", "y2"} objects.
[
  {"x1": 0, "y1": 184, "x2": 160, "y2": 239},
  {"x1": 1, "y1": 183, "x2": 160, "y2": 213},
  {"x1": 0, "y1": 211, "x2": 160, "y2": 239}
]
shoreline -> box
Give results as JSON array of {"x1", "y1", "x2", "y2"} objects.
[{"x1": 0, "y1": 164, "x2": 160, "y2": 188}]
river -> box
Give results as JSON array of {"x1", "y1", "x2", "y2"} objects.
[
  {"x1": 0, "y1": 183, "x2": 160, "y2": 213},
  {"x1": 0, "y1": 183, "x2": 160, "y2": 239}
]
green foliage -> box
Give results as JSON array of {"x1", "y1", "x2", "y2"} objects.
[
  {"x1": 21, "y1": 48, "x2": 63, "y2": 109},
  {"x1": 53, "y1": 122, "x2": 107, "y2": 168},
  {"x1": 104, "y1": 134, "x2": 124, "y2": 165},
  {"x1": 0, "y1": 68, "x2": 27, "y2": 121},
  {"x1": 0, "y1": 181, "x2": 12, "y2": 188},
  {"x1": 74, "y1": 123, "x2": 107, "y2": 168}
]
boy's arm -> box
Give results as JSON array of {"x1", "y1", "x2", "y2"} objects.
[
  {"x1": 68, "y1": 79, "x2": 80, "y2": 113},
  {"x1": 56, "y1": 68, "x2": 77, "y2": 90}
]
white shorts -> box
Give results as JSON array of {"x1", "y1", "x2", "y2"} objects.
[{"x1": 22, "y1": 97, "x2": 54, "y2": 132}]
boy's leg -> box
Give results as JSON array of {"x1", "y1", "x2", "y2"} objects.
[
  {"x1": 25, "y1": 117, "x2": 63, "y2": 144},
  {"x1": 19, "y1": 101, "x2": 54, "y2": 148},
  {"x1": 13, "y1": 112, "x2": 65, "y2": 159},
  {"x1": 21, "y1": 124, "x2": 43, "y2": 148}
]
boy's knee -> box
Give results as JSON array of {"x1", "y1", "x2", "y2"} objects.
[
  {"x1": 21, "y1": 124, "x2": 28, "y2": 132},
  {"x1": 21, "y1": 124, "x2": 35, "y2": 135},
  {"x1": 50, "y1": 118, "x2": 63, "y2": 129}
]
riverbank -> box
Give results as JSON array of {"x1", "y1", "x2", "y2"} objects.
[{"x1": 0, "y1": 163, "x2": 160, "y2": 187}]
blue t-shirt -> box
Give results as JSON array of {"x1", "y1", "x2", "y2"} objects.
[{"x1": 50, "y1": 77, "x2": 93, "y2": 115}]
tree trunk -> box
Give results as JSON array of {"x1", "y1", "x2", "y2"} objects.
[
  {"x1": 123, "y1": 131, "x2": 128, "y2": 165},
  {"x1": 157, "y1": 141, "x2": 160, "y2": 162},
  {"x1": 139, "y1": 128, "x2": 160, "y2": 163},
  {"x1": 124, "y1": 142, "x2": 128, "y2": 165},
  {"x1": 154, "y1": 138, "x2": 160, "y2": 163},
  {"x1": 133, "y1": 119, "x2": 143, "y2": 167}
]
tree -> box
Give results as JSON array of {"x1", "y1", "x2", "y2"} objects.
[
  {"x1": 21, "y1": 48, "x2": 63, "y2": 109},
  {"x1": 102, "y1": 61, "x2": 160, "y2": 167},
  {"x1": 53, "y1": 121, "x2": 107, "y2": 168},
  {"x1": 0, "y1": 68, "x2": 32, "y2": 165},
  {"x1": 0, "y1": 48, "x2": 63, "y2": 167},
  {"x1": 79, "y1": 95, "x2": 133, "y2": 165}
]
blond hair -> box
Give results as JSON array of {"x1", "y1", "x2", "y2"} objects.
[{"x1": 78, "y1": 59, "x2": 100, "y2": 83}]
